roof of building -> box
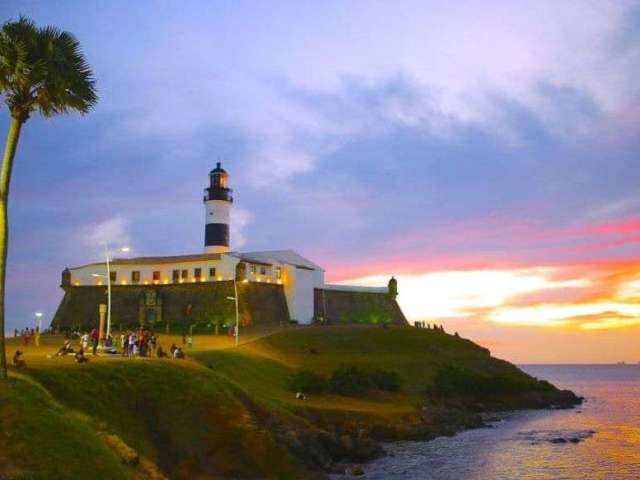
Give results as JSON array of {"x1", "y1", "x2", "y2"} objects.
[
  {"x1": 70, "y1": 253, "x2": 224, "y2": 270},
  {"x1": 237, "y1": 250, "x2": 324, "y2": 271},
  {"x1": 209, "y1": 162, "x2": 227, "y2": 175},
  {"x1": 321, "y1": 284, "x2": 388, "y2": 293},
  {"x1": 69, "y1": 249, "x2": 323, "y2": 271}
]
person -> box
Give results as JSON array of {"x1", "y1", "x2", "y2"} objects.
[
  {"x1": 182, "y1": 333, "x2": 187, "y2": 346},
  {"x1": 81, "y1": 332, "x2": 89, "y2": 351},
  {"x1": 156, "y1": 345, "x2": 167, "y2": 358},
  {"x1": 149, "y1": 334, "x2": 157, "y2": 357},
  {"x1": 127, "y1": 332, "x2": 136, "y2": 358},
  {"x1": 169, "y1": 343, "x2": 177, "y2": 356},
  {"x1": 90, "y1": 328, "x2": 99, "y2": 356},
  {"x1": 173, "y1": 347, "x2": 185, "y2": 359},
  {"x1": 12, "y1": 350, "x2": 25, "y2": 368},
  {"x1": 104, "y1": 335, "x2": 117, "y2": 354},
  {"x1": 120, "y1": 333, "x2": 126, "y2": 356},
  {"x1": 56, "y1": 340, "x2": 74, "y2": 356},
  {"x1": 34, "y1": 329, "x2": 40, "y2": 347},
  {"x1": 74, "y1": 347, "x2": 89, "y2": 364},
  {"x1": 187, "y1": 335, "x2": 193, "y2": 349}
]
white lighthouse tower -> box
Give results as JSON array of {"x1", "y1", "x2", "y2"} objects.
[{"x1": 203, "y1": 162, "x2": 233, "y2": 253}]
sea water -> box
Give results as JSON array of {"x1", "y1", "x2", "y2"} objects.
[{"x1": 333, "y1": 365, "x2": 640, "y2": 479}]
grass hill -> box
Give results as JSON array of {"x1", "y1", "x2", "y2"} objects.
[{"x1": 0, "y1": 326, "x2": 580, "y2": 479}]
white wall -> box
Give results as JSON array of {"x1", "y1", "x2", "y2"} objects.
[
  {"x1": 204, "y1": 199, "x2": 231, "y2": 225},
  {"x1": 69, "y1": 255, "x2": 239, "y2": 286},
  {"x1": 280, "y1": 265, "x2": 324, "y2": 324}
]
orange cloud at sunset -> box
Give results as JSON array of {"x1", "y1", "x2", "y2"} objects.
[{"x1": 334, "y1": 259, "x2": 640, "y2": 362}]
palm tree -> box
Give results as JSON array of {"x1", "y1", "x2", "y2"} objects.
[{"x1": 0, "y1": 17, "x2": 97, "y2": 378}]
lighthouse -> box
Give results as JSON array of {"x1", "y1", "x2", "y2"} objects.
[{"x1": 203, "y1": 162, "x2": 233, "y2": 253}]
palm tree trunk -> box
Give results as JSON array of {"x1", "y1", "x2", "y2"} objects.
[{"x1": 0, "y1": 116, "x2": 23, "y2": 379}]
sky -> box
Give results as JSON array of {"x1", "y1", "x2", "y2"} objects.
[{"x1": 1, "y1": 0, "x2": 639, "y2": 363}]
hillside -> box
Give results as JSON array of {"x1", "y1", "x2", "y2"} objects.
[{"x1": 1, "y1": 326, "x2": 580, "y2": 479}]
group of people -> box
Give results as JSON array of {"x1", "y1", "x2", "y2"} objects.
[
  {"x1": 53, "y1": 339, "x2": 89, "y2": 363},
  {"x1": 414, "y1": 321, "x2": 446, "y2": 332},
  {"x1": 14, "y1": 327, "x2": 41, "y2": 347},
  {"x1": 13, "y1": 327, "x2": 191, "y2": 369},
  {"x1": 119, "y1": 329, "x2": 158, "y2": 358},
  {"x1": 49, "y1": 327, "x2": 188, "y2": 361}
]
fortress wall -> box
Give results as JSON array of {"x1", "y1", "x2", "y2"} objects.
[
  {"x1": 313, "y1": 288, "x2": 408, "y2": 326},
  {"x1": 52, "y1": 281, "x2": 290, "y2": 331}
]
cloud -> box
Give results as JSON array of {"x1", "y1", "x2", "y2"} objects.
[
  {"x1": 230, "y1": 207, "x2": 252, "y2": 250},
  {"x1": 94, "y1": 1, "x2": 640, "y2": 184},
  {"x1": 337, "y1": 259, "x2": 640, "y2": 332},
  {"x1": 82, "y1": 216, "x2": 132, "y2": 254}
]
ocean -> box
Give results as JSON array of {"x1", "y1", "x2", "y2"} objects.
[{"x1": 334, "y1": 364, "x2": 640, "y2": 479}]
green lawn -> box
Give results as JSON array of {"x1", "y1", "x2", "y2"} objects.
[{"x1": 1, "y1": 325, "x2": 562, "y2": 479}]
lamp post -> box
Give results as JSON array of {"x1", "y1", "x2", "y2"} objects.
[
  {"x1": 93, "y1": 245, "x2": 129, "y2": 341},
  {"x1": 35, "y1": 312, "x2": 43, "y2": 347},
  {"x1": 226, "y1": 279, "x2": 239, "y2": 347}
]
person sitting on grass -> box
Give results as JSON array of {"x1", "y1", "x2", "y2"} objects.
[
  {"x1": 12, "y1": 350, "x2": 25, "y2": 368},
  {"x1": 103, "y1": 335, "x2": 118, "y2": 355},
  {"x1": 169, "y1": 343, "x2": 178, "y2": 356},
  {"x1": 173, "y1": 347, "x2": 185, "y2": 360},
  {"x1": 156, "y1": 345, "x2": 167, "y2": 358},
  {"x1": 56, "y1": 340, "x2": 74, "y2": 356},
  {"x1": 74, "y1": 347, "x2": 89, "y2": 364}
]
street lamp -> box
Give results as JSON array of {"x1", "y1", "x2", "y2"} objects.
[
  {"x1": 93, "y1": 245, "x2": 130, "y2": 340},
  {"x1": 35, "y1": 312, "x2": 43, "y2": 332},
  {"x1": 226, "y1": 279, "x2": 240, "y2": 347}
]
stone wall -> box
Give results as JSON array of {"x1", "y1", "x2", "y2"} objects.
[
  {"x1": 52, "y1": 281, "x2": 290, "y2": 331},
  {"x1": 313, "y1": 288, "x2": 408, "y2": 325}
]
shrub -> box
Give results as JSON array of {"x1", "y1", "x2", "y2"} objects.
[
  {"x1": 369, "y1": 368, "x2": 402, "y2": 392},
  {"x1": 430, "y1": 365, "x2": 545, "y2": 399},
  {"x1": 329, "y1": 365, "x2": 402, "y2": 396},
  {"x1": 287, "y1": 369, "x2": 328, "y2": 394},
  {"x1": 329, "y1": 366, "x2": 371, "y2": 396}
]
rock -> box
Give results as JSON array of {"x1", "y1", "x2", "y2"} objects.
[
  {"x1": 550, "y1": 437, "x2": 567, "y2": 444},
  {"x1": 103, "y1": 433, "x2": 140, "y2": 465},
  {"x1": 569, "y1": 438, "x2": 581, "y2": 444},
  {"x1": 348, "y1": 464, "x2": 365, "y2": 476}
]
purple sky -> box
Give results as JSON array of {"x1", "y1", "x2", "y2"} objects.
[{"x1": 2, "y1": 1, "x2": 640, "y2": 361}]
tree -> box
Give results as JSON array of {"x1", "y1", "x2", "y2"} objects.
[{"x1": 0, "y1": 17, "x2": 97, "y2": 378}]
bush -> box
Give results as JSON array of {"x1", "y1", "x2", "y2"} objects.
[
  {"x1": 287, "y1": 369, "x2": 328, "y2": 394},
  {"x1": 329, "y1": 365, "x2": 402, "y2": 397},
  {"x1": 369, "y1": 368, "x2": 402, "y2": 392},
  {"x1": 430, "y1": 365, "x2": 545, "y2": 399},
  {"x1": 330, "y1": 366, "x2": 371, "y2": 396}
]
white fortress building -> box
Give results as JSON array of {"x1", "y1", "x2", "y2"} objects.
[{"x1": 54, "y1": 164, "x2": 406, "y2": 330}]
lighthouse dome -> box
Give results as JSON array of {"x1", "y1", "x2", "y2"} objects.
[{"x1": 209, "y1": 162, "x2": 227, "y2": 176}]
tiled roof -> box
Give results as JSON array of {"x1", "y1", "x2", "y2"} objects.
[
  {"x1": 238, "y1": 250, "x2": 324, "y2": 271},
  {"x1": 71, "y1": 253, "x2": 223, "y2": 270}
]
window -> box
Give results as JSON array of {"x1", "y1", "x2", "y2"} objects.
[
  {"x1": 276, "y1": 267, "x2": 282, "y2": 279},
  {"x1": 110, "y1": 271, "x2": 117, "y2": 282},
  {"x1": 181, "y1": 269, "x2": 188, "y2": 279},
  {"x1": 153, "y1": 271, "x2": 160, "y2": 282},
  {"x1": 194, "y1": 268, "x2": 202, "y2": 279},
  {"x1": 250, "y1": 264, "x2": 256, "y2": 274},
  {"x1": 260, "y1": 266, "x2": 266, "y2": 275},
  {"x1": 131, "y1": 271, "x2": 140, "y2": 284},
  {"x1": 172, "y1": 270, "x2": 180, "y2": 282},
  {"x1": 209, "y1": 267, "x2": 216, "y2": 277}
]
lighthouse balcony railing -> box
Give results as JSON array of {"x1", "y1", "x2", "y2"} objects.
[{"x1": 203, "y1": 187, "x2": 233, "y2": 202}]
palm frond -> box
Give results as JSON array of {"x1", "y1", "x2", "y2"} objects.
[{"x1": 0, "y1": 16, "x2": 97, "y2": 120}]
